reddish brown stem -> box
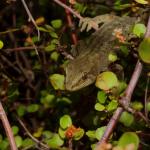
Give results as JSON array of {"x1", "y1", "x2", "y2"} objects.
[{"x1": 65, "y1": 8, "x2": 78, "y2": 45}]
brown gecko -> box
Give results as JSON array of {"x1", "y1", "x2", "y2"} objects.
[{"x1": 65, "y1": 15, "x2": 136, "y2": 91}]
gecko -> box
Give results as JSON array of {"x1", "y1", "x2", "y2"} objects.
[{"x1": 65, "y1": 15, "x2": 137, "y2": 91}]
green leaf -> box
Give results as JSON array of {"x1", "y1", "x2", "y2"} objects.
[
  {"x1": 108, "y1": 52, "x2": 118, "y2": 62},
  {"x1": 119, "y1": 111, "x2": 134, "y2": 127},
  {"x1": 27, "y1": 104, "x2": 39, "y2": 113},
  {"x1": 114, "y1": 4, "x2": 131, "y2": 10},
  {"x1": 33, "y1": 127, "x2": 43, "y2": 138},
  {"x1": 86, "y1": 130, "x2": 96, "y2": 139},
  {"x1": 57, "y1": 97, "x2": 72, "y2": 104},
  {"x1": 58, "y1": 128, "x2": 66, "y2": 139},
  {"x1": 95, "y1": 71, "x2": 119, "y2": 91},
  {"x1": 59, "y1": 115, "x2": 72, "y2": 129},
  {"x1": 118, "y1": 132, "x2": 139, "y2": 150},
  {"x1": 12, "y1": 126, "x2": 19, "y2": 136},
  {"x1": 51, "y1": 39, "x2": 59, "y2": 44},
  {"x1": 0, "y1": 40, "x2": 4, "y2": 49},
  {"x1": 97, "y1": 91, "x2": 107, "y2": 104},
  {"x1": 22, "y1": 138, "x2": 35, "y2": 148},
  {"x1": 0, "y1": 140, "x2": 9, "y2": 150},
  {"x1": 41, "y1": 94, "x2": 55, "y2": 105},
  {"x1": 134, "y1": 0, "x2": 148, "y2": 4},
  {"x1": 49, "y1": 31, "x2": 58, "y2": 38},
  {"x1": 42, "y1": 131, "x2": 53, "y2": 139},
  {"x1": 111, "y1": 81, "x2": 127, "y2": 96},
  {"x1": 131, "y1": 101, "x2": 143, "y2": 111},
  {"x1": 45, "y1": 44, "x2": 56, "y2": 52},
  {"x1": 32, "y1": 36, "x2": 39, "y2": 43},
  {"x1": 50, "y1": 51, "x2": 59, "y2": 61},
  {"x1": 0, "y1": 135, "x2": 3, "y2": 142},
  {"x1": 146, "y1": 102, "x2": 150, "y2": 112},
  {"x1": 38, "y1": 26, "x2": 49, "y2": 32},
  {"x1": 133, "y1": 23, "x2": 146, "y2": 37},
  {"x1": 45, "y1": 94, "x2": 55, "y2": 102},
  {"x1": 120, "y1": 45, "x2": 129, "y2": 56},
  {"x1": 17, "y1": 105, "x2": 26, "y2": 117},
  {"x1": 46, "y1": 134, "x2": 64, "y2": 148},
  {"x1": 74, "y1": 2, "x2": 87, "y2": 14},
  {"x1": 51, "y1": 19, "x2": 62, "y2": 29},
  {"x1": 106, "y1": 100, "x2": 118, "y2": 111},
  {"x1": 91, "y1": 143, "x2": 96, "y2": 150},
  {"x1": 73, "y1": 128, "x2": 84, "y2": 140},
  {"x1": 95, "y1": 126, "x2": 106, "y2": 140},
  {"x1": 138, "y1": 38, "x2": 150, "y2": 63},
  {"x1": 15, "y1": 136, "x2": 23, "y2": 148},
  {"x1": 94, "y1": 103, "x2": 105, "y2": 111},
  {"x1": 49, "y1": 74, "x2": 65, "y2": 90}
]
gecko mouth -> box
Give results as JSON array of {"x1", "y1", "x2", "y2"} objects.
[{"x1": 65, "y1": 78, "x2": 93, "y2": 92}]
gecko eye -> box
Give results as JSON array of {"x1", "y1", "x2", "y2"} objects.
[{"x1": 82, "y1": 72, "x2": 88, "y2": 80}]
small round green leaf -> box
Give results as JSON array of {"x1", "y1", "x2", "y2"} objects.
[
  {"x1": 45, "y1": 44, "x2": 56, "y2": 52},
  {"x1": 42, "y1": 131, "x2": 53, "y2": 139},
  {"x1": 95, "y1": 71, "x2": 119, "y2": 91},
  {"x1": 58, "y1": 128, "x2": 66, "y2": 139},
  {"x1": 108, "y1": 52, "x2": 118, "y2": 62},
  {"x1": 17, "y1": 105, "x2": 26, "y2": 117},
  {"x1": 119, "y1": 111, "x2": 134, "y2": 127},
  {"x1": 12, "y1": 126, "x2": 19, "y2": 136},
  {"x1": 46, "y1": 134, "x2": 64, "y2": 148},
  {"x1": 0, "y1": 140, "x2": 9, "y2": 150},
  {"x1": 0, "y1": 40, "x2": 4, "y2": 49},
  {"x1": 97, "y1": 91, "x2": 107, "y2": 104},
  {"x1": 49, "y1": 74, "x2": 65, "y2": 90},
  {"x1": 51, "y1": 19, "x2": 62, "y2": 29},
  {"x1": 94, "y1": 103, "x2": 105, "y2": 111},
  {"x1": 59, "y1": 115, "x2": 72, "y2": 129},
  {"x1": 27, "y1": 104, "x2": 39, "y2": 113},
  {"x1": 133, "y1": 23, "x2": 146, "y2": 37},
  {"x1": 106, "y1": 100, "x2": 118, "y2": 111},
  {"x1": 95, "y1": 126, "x2": 106, "y2": 140},
  {"x1": 118, "y1": 132, "x2": 139, "y2": 150},
  {"x1": 15, "y1": 136, "x2": 23, "y2": 148},
  {"x1": 134, "y1": 0, "x2": 148, "y2": 4},
  {"x1": 86, "y1": 130, "x2": 96, "y2": 139},
  {"x1": 22, "y1": 138, "x2": 35, "y2": 148},
  {"x1": 73, "y1": 128, "x2": 84, "y2": 140},
  {"x1": 50, "y1": 51, "x2": 59, "y2": 61},
  {"x1": 41, "y1": 94, "x2": 55, "y2": 104},
  {"x1": 138, "y1": 38, "x2": 150, "y2": 63},
  {"x1": 131, "y1": 101, "x2": 143, "y2": 111}
]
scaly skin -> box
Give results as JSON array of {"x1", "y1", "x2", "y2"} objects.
[{"x1": 65, "y1": 16, "x2": 136, "y2": 91}]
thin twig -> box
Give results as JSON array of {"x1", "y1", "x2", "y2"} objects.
[
  {"x1": 64, "y1": 0, "x2": 78, "y2": 45},
  {"x1": 0, "y1": 28, "x2": 20, "y2": 35},
  {"x1": 2, "y1": 46, "x2": 44, "y2": 52},
  {"x1": 53, "y1": 0, "x2": 82, "y2": 20},
  {"x1": 0, "y1": 102, "x2": 18, "y2": 150},
  {"x1": 21, "y1": 0, "x2": 40, "y2": 40},
  {"x1": 17, "y1": 117, "x2": 50, "y2": 150}
]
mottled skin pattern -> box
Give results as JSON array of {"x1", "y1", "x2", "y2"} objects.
[{"x1": 65, "y1": 16, "x2": 136, "y2": 91}]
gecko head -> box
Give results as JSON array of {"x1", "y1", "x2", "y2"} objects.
[
  {"x1": 65, "y1": 54, "x2": 102, "y2": 91},
  {"x1": 65, "y1": 70, "x2": 95, "y2": 91}
]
